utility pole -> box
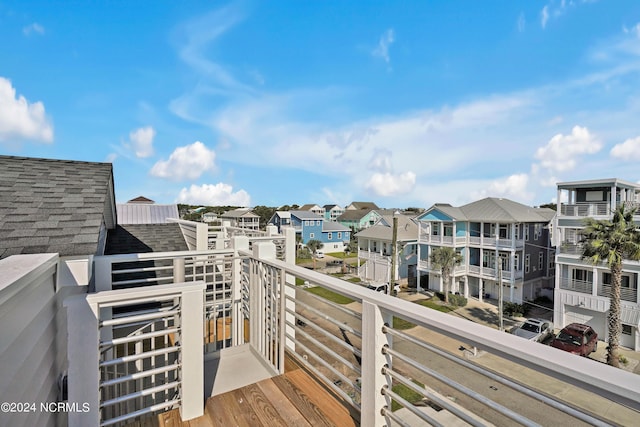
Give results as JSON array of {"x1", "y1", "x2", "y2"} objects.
[{"x1": 390, "y1": 212, "x2": 399, "y2": 296}]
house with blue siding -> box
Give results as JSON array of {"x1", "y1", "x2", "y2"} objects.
[
  {"x1": 416, "y1": 198, "x2": 556, "y2": 304},
  {"x1": 268, "y1": 210, "x2": 351, "y2": 251}
]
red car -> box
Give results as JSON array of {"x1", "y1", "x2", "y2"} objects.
[{"x1": 550, "y1": 323, "x2": 598, "y2": 356}]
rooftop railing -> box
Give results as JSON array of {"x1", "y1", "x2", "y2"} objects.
[{"x1": 12, "y1": 229, "x2": 635, "y2": 426}]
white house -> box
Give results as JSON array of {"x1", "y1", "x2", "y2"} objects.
[{"x1": 554, "y1": 178, "x2": 640, "y2": 351}]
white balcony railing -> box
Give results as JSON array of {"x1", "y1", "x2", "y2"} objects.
[
  {"x1": 559, "y1": 277, "x2": 593, "y2": 294},
  {"x1": 358, "y1": 249, "x2": 390, "y2": 262},
  {"x1": 40, "y1": 236, "x2": 639, "y2": 426},
  {"x1": 598, "y1": 284, "x2": 639, "y2": 303},
  {"x1": 560, "y1": 203, "x2": 610, "y2": 217}
]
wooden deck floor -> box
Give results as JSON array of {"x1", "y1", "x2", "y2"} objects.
[{"x1": 128, "y1": 367, "x2": 359, "y2": 427}]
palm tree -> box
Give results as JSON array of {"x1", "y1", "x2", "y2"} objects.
[
  {"x1": 430, "y1": 246, "x2": 463, "y2": 304},
  {"x1": 306, "y1": 239, "x2": 323, "y2": 270},
  {"x1": 580, "y1": 204, "x2": 640, "y2": 367}
]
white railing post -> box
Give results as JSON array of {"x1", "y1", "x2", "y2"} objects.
[
  {"x1": 360, "y1": 300, "x2": 393, "y2": 427},
  {"x1": 251, "y1": 242, "x2": 277, "y2": 362},
  {"x1": 283, "y1": 227, "x2": 297, "y2": 353},
  {"x1": 179, "y1": 284, "x2": 205, "y2": 421},
  {"x1": 93, "y1": 256, "x2": 113, "y2": 292},
  {"x1": 173, "y1": 257, "x2": 185, "y2": 283},
  {"x1": 196, "y1": 222, "x2": 208, "y2": 251},
  {"x1": 265, "y1": 225, "x2": 278, "y2": 236},
  {"x1": 65, "y1": 294, "x2": 100, "y2": 427},
  {"x1": 231, "y1": 236, "x2": 250, "y2": 344}
]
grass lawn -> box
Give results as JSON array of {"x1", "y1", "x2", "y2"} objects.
[
  {"x1": 393, "y1": 316, "x2": 416, "y2": 330},
  {"x1": 306, "y1": 286, "x2": 354, "y2": 304},
  {"x1": 346, "y1": 277, "x2": 361, "y2": 283},
  {"x1": 416, "y1": 298, "x2": 456, "y2": 313},
  {"x1": 326, "y1": 252, "x2": 357, "y2": 259},
  {"x1": 391, "y1": 379, "x2": 425, "y2": 412}
]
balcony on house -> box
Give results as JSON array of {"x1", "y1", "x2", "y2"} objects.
[
  {"x1": 3, "y1": 229, "x2": 640, "y2": 427},
  {"x1": 557, "y1": 178, "x2": 640, "y2": 218}
]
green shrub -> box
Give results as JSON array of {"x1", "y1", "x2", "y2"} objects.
[
  {"x1": 448, "y1": 293, "x2": 468, "y2": 307},
  {"x1": 391, "y1": 380, "x2": 425, "y2": 412},
  {"x1": 533, "y1": 295, "x2": 552, "y2": 305},
  {"x1": 503, "y1": 302, "x2": 528, "y2": 317}
]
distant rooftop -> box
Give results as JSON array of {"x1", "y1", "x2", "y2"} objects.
[
  {"x1": 117, "y1": 203, "x2": 179, "y2": 224},
  {"x1": 423, "y1": 197, "x2": 555, "y2": 223}
]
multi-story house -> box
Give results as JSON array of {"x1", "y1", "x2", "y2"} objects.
[
  {"x1": 299, "y1": 203, "x2": 326, "y2": 217},
  {"x1": 554, "y1": 178, "x2": 640, "y2": 351},
  {"x1": 269, "y1": 210, "x2": 351, "y2": 251},
  {"x1": 356, "y1": 214, "x2": 418, "y2": 286},
  {"x1": 220, "y1": 207, "x2": 260, "y2": 230},
  {"x1": 338, "y1": 209, "x2": 382, "y2": 232},
  {"x1": 346, "y1": 201, "x2": 379, "y2": 211},
  {"x1": 323, "y1": 204, "x2": 345, "y2": 222},
  {"x1": 416, "y1": 198, "x2": 556, "y2": 304}
]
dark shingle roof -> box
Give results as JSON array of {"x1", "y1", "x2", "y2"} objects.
[
  {"x1": 105, "y1": 224, "x2": 188, "y2": 254},
  {"x1": 0, "y1": 155, "x2": 115, "y2": 259}
]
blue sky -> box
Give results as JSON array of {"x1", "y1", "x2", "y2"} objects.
[{"x1": 2, "y1": 1, "x2": 640, "y2": 208}]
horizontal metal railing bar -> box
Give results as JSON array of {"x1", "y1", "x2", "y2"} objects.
[
  {"x1": 100, "y1": 398, "x2": 180, "y2": 427},
  {"x1": 285, "y1": 309, "x2": 363, "y2": 359},
  {"x1": 286, "y1": 333, "x2": 360, "y2": 392},
  {"x1": 286, "y1": 348, "x2": 360, "y2": 410},
  {"x1": 100, "y1": 380, "x2": 180, "y2": 408},
  {"x1": 285, "y1": 320, "x2": 362, "y2": 373},
  {"x1": 111, "y1": 305, "x2": 177, "y2": 319},
  {"x1": 101, "y1": 308, "x2": 179, "y2": 327},
  {"x1": 112, "y1": 265, "x2": 173, "y2": 275},
  {"x1": 100, "y1": 347, "x2": 180, "y2": 368},
  {"x1": 96, "y1": 248, "x2": 236, "y2": 263},
  {"x1": 383, "y1": 326, "x2": 611, "y2": 426},
  {"x1": 100, "y1": 363, "x2": 181, "y2": 387},
  {"x1": 100, "y1": 328, "x2": 179, "y2": 347},
  {"x1": 383, "y1": 387, "x2": 444, "y2": 427},
  {"x1": 384, "y1": 346, "x2": 541, "y2": 427},
  {"x1": 112, "y1": 276, "x2": 174, "y2": 287},
  {"x1": 93, "y1": 295, "x2": 182, "y2": 308},
  {"x1": 291, "y1": 283, "x2": 363, "y2": 321},
  {"x1": 288, "y1": 294, "x2": 362, "y2": 339},
  {"x1": 383, "y1": 366, "x2": 486, "y2": 427}
]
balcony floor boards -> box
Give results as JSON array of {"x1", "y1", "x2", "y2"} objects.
[{"x1": 148, "y1": 367, "x2": 358, "y2": 427}]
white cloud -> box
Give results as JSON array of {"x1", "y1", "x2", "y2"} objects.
[
  {"x1": 517, "y1": 12, "x2": 526, "y2": 33},
  {"x1": 611, "y1": 136, "x2": 640, "y2": 161},
  {"x1": 534, "y1": 126, "x2": 601, "y2": 173},
  {"x1": 23, "y1": 23, "x2": 45, "y2": 36},
  {"x1": 177, "y1": 183, "x2": 250, "y2": 206},
  {"x1": 471, "y1": 174, "x2": 533, "y2": 202},
  {"x1": 0, "y1": 77, "x2": 53, "y2": 142},
  {"x1": 129, "y1": 126, "x2": 155, "y2": 158},
  {"x1": 365, "y1": 171, "x2": 416, "y2": 197},
  {"x1": 371, "y1": 29, "x2": 395, "y2": 63},
  {"x1": 105, "y1": 153, "x2": 118, "y2": 163},
  {"x1": 150, "y1": 141, "x2": 216, "y2": 180},
  {"x1": 541, "y1": 6, "x2": 549, "y2": 29}
]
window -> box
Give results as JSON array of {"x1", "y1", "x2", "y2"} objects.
[
  {"x1": 534, "y1": 224, "x2": 542, "y2": 240},
  {"x1": 431, "y1": 222, "x2": 439, "y2": 236},
  {"x1": 444, "y1": 223, "x2": 453, "y2": 237},
  {"x1": 309, "y1": 233, "x2": 315, "y2": 238},
  {"x1": 515, "y1": 224, "x2": 520, "y2": 239},
  {"x1": 337, "y1": 232, "x2": 342, "y2": 239},
  {"x1": 572, "y1": 269, "x2": 592, "y2": 282},
  {"x1": 316, "y1": 220, "x2": 321, "y2": 226},
  {"x1": 525, "y1": 254, "x2": 530, "y2": 273},
  {"x1": 549, "y1": 257, "x2": 555, "y2": 270},
  {"x1": 602, "y1": 273, "x2": 633, "y2": 288},
  {"x1": 622, "y1": 324, "x2": 633, "y2": 335},
  {"x1": 328, "y1": 232, "x2": 332, "y2": 240},
  {"x1": 499, "y1": 224, "x2": 508, "y2": 239},
  {"x1": 514, "y1": 253, "x2": 520, "y2": 270},
  {"x1": 524, "y1": 226, "x2": 529, "y2": 241},
  {"x1": 538, "y1": 252, "x2": 544, "y2": 270}
]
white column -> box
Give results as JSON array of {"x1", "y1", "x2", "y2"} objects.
[
  {"x1": 360, "y1": 301, "x2": 393, "y2": 427},
  {"x1": 592, "y1": 266, "x2": 599, "y2": 296},
  {"x1": 283, "y1": 227, "x2": 297, "y2": 353},
  {"x1": 231, "y1": 236, "x2": 249, "y2": 345},
  {"x1": 417, "y1": 243, "x2": 421, "y2": 293},
  {"x1": 557, "y1": 188, "x2": 562, "y2": 213},
  {"x1": 180, "y1": 285, "x2": 205, "y2": 421},
  {"x1": 611, "y1": 185, "x2": 617, "y2": 214},
  {"x1": 65, "y1": 295, "x2": 100, "y2": 427},
  {"x1": 196, "y1": 222, "x2": 208, "y2": 251}
]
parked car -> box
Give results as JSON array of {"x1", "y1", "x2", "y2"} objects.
[
  {"x1": 511, "y1": 318, "x2": 554, "y2": 343},
  {"x1": 366, "y1": 283, "x2": 400, "y2": 295},
  {"x1": 550, "y1": 323, "x2": 598, "y2": 356},
  {"x1": 315, "y1": 250, "x2": 325, "y2": 259}
]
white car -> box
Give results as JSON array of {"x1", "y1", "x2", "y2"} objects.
[
  {"x1": 511, "y1": 318, "x2": 554, "y2": 343},
  {"x1": 366, "y1": 283, "x2": 400, "y2": 295},
  {"x1": 315, "y1": 250, "x2": 325, "y2": 258}
]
